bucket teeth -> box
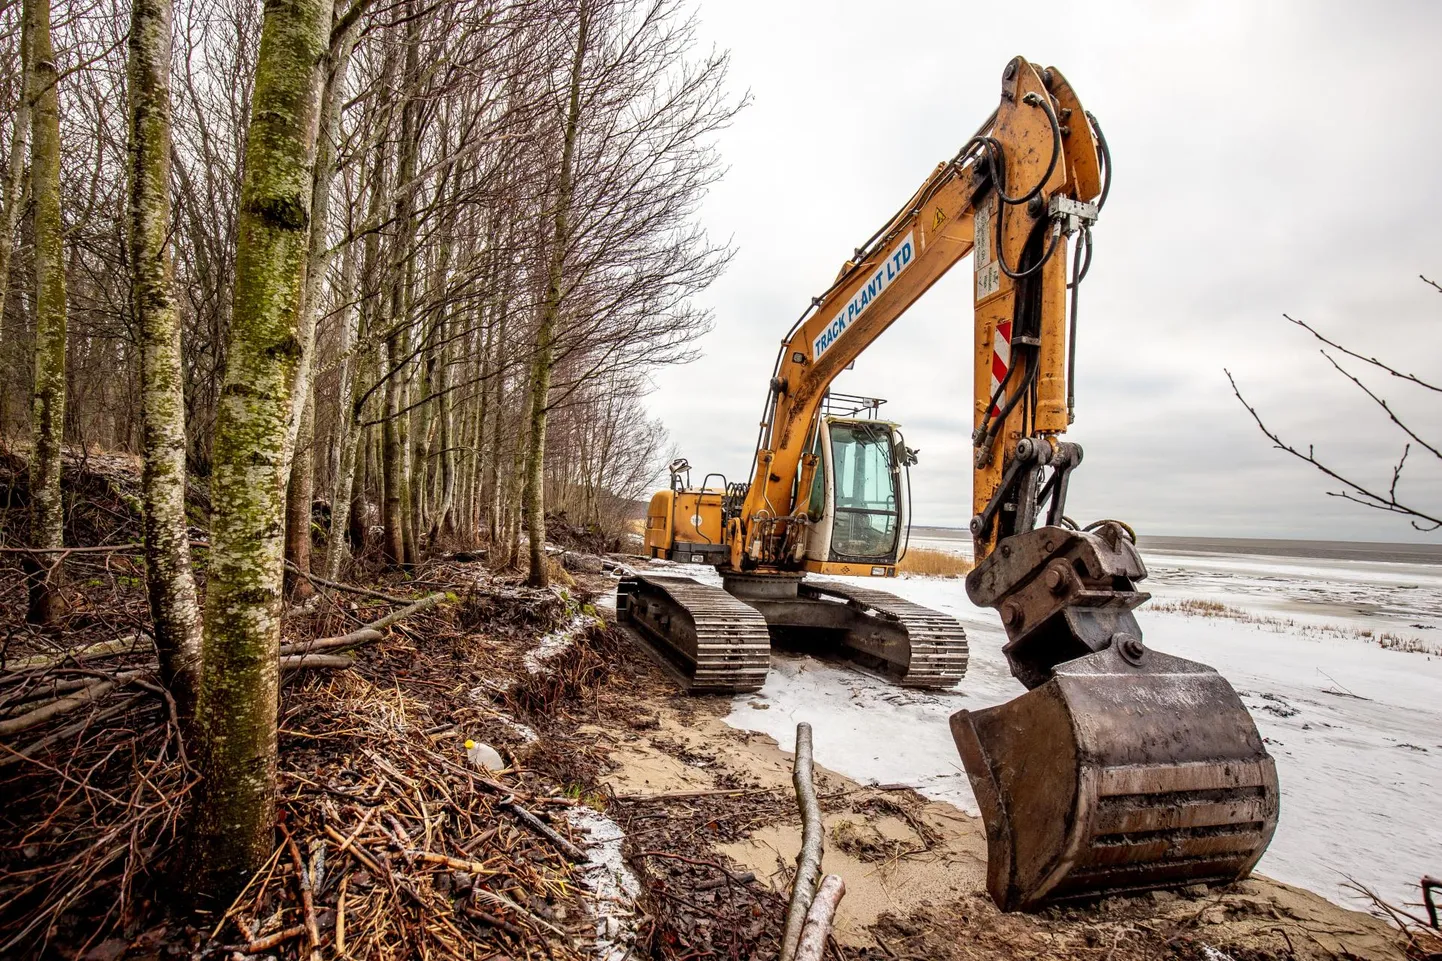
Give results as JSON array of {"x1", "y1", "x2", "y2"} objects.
[{"x1": 951, "y1": 645, "x2": 1279, "y2": 911}]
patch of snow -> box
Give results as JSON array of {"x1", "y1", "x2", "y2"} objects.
[
  {"x1": 567, "y1": 807, "x2": 641, "y2": 961},
  {"x1": 1200, "y1": 946, "x2": 1238, "y2": 961},
  {"x1": 717, "y1": 553, "x2": 1442, "y2": 910},
  {"x1": 525, "y1": 614, "x2": 594, "y2": 674}
]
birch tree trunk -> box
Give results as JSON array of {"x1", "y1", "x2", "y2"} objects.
[
  {"x1": 23, "y1": 0, "x2": 67, "y2": 626},
  {"x1": 285, "y1": 0, "x2": 358, "y2": 454},
  {"x1": 0, "y1": 10, "x2": 30, "y2": 350},
  {"x1": 524, "y1": 0, "x2": 589, "y2": 587},
  {"x1": 486, "y1": 299, "x2": 509, "y2": 542},
  {"x1": 381, "y1": 334, "x2": 406, "y2": 565},
  {"x1": 322, "y1": 243, "x2": 361, "y2": 581},
  {"x1": 394, "y1": 4, "x2": 422, "y2": 568},
  {"x1": 283, "y1": 0, "x2": 360, "y2": 593},
  {"x1": 128, "y1": 0, "x2": 203, "y2": 718},
  {"x1": 193, "y1": 0, "x2": 330, "y2": 898}
]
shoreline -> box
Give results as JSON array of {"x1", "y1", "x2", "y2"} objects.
[{"x1": 908, "y1": 527, "x2": 1442, "y2": 566}]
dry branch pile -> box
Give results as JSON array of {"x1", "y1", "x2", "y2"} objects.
[
  {"x1": 0, "y1": 567, "x2": 617, "y2": 959},
  {"x1": 0, "y1": 692, "x2": 189, "y2": 956},
  {"x1": 233, "y1": 671, "x2": 595, "y2": 961}
]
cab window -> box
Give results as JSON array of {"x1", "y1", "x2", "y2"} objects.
[{"x1": 827, "y1": 422, "x2": 900, "y2": 560}]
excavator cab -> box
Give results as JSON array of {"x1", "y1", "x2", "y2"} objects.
[{"x1": 799, "y1": 416, "x2": 915, "y2": 575}]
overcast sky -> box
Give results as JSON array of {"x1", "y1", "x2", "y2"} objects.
[{"x1": 643, "y1": 0, "x2": 1442, "y2": 542}]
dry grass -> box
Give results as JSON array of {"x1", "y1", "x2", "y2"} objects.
[
  {"x1": 897, "y1": 548, "x2": 973, "y2": 578},
  {"x1": 1150, "y1": 599, "x2": 1442, "y2": 657},
  {"x1": 1150, "y1": 598, "x2": 1247, "y2": 618},
  {"x1": 1378, "y1": 631, "x2": 1442, "y2": 656}
]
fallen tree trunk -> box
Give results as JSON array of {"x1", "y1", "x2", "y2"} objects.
[
  {"x1": 780, "y1": 721, "x2": 822, "y2": 961},
  {"x1": 0, "y1": 670, "x2": 146, "y2": 738},
  {"x1": 0, "y1": 591, "x2": 444, "y2": 738},
  {"x1": 0, "y1": 693, "x2": 146, "y2": 768},
  {"x1": 278, "y1": 630, "x2": 382, "y2": 657},
  {"x1": 280, "y1": 592, "x2": 445, "y2": 657},
  {"x1": 2, "y1": 676, "x2": 101, "y2": 710},
  {"x1": 4, "y1": 635, "x2": 147, "y2": 672},
  {"x1": 793, "y1": 874, "x2": 846, "y2": 961},
  {"x1": 279, "y1": 654, "x2": 355, "y2": 671}
]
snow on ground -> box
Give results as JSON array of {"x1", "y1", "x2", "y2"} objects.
[
  {"x1": 567, "y1": 807, "x2": 641, "y2": 961},
  {"x1": 704, "y1": 547, "x2": 1442, "y2": 910}
]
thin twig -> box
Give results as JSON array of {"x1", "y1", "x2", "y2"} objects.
[
  {"x1": 285, "y1": 561, "x2": 418, "y2": 604},
  {"x1": 282, "y1": 826, "x2": 323, "y2": 961},
  {"x1": 1283, "y1": 312, "x2": 1441, "y2": 394},
  {"x1": 501, "y1": 797, "x2": 588, "y2": 863},
  {"x1": 1317, "y1": 350, "x2": 1442, "y2": 460}
]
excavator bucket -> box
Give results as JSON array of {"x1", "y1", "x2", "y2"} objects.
[
  {"x1": 953, "y1": 523, "x2": 1279, "y2": 911},
  {"x1": 950, "y1": 644, "x2": 1279, "y2": 911}
]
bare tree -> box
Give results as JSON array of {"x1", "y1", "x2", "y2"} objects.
[
  {"x1": 129, "y1": 0, "x2": 203, "y2": 718},
  {"x1": 1228, "y1": 274, "x2": 1442, "y2": 532},
  {"x1": 0, "y1": 0, "x2": 737, "y2": 588},
  {"x1": 0, "y1": 5, "x2": 29, "y2": 361},
  {"x1": 522, "y1": 0, "x2": 590, "y2": 587},
  {"x1": 22, "y1": 0, "x2": 67, "y2": 625}
]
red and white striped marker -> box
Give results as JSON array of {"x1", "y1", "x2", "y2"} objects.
[{"x1": 989, "y1": 320, "x2": 1012, "y2": 417}]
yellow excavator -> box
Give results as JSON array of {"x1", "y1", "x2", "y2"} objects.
[{"x1": 618, "y1": 56, "x2": 1279, "y2": 910}]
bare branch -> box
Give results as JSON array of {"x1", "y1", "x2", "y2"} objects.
[
  {"x1": 1226, "y1": 370, "x2": 1442, "y2": 531},
  {"x1": 1318, "y1": 350, "x2": 1442, "y2": 461},
  {"x1": 1283, "y1": 313, "x2": 1441, "y2": 394}
]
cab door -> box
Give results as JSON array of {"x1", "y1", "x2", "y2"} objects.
[{"x1": 803, "y1": 418, "x2": 907, "y2": 569}]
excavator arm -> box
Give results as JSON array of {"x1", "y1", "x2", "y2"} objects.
[{"x1": 741, "y1": 56, "x2": 1280, "y2": 911}]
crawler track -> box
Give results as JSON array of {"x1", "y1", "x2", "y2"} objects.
[
  {"x1": 616, "y1": 574, "x2": 771, "y2": 693},
  {"x1": 801, "y1": 579, "x2": 969, "y2": 687}
]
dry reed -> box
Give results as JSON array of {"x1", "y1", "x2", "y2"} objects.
[{"x1": 897, "y1": 548, "x2": 973, "y2": 578}]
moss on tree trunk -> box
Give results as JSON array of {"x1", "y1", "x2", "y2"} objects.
[
  {"x1": 128, "y1": 0, "x2": 203, "y2": 719},
  {"x1": 283, "y1": 386, "x2": 315, "y2": 598},
  {"x1": 193, "y1": 0, "x2": 330, "y2": 901},
  {"x1": 24, "y1": 0, "x2": 67, "y2": 626},
  {"x1": 0, "y1": 10, "x2": 30, "y2": 359}
]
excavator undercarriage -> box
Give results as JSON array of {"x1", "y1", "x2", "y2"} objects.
[{"x1": 617, "y1": 571, "x2": 969, "y2": 692}]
